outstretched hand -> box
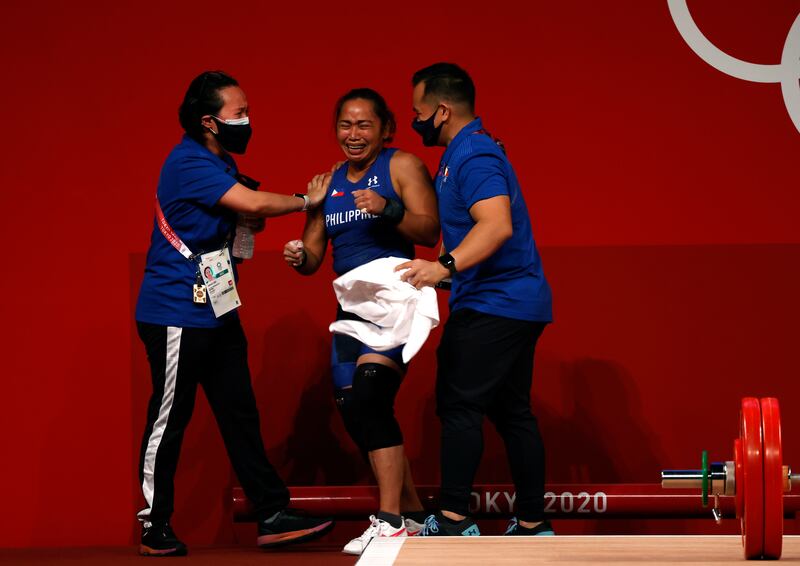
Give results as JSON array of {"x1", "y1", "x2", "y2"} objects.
[{"x1": 306, "y1": 173, "x2": 332, "y2": 208}]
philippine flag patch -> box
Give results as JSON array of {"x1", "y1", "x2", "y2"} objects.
[{"x1": 331, "y1": 187, "x2": 344, "y2": 197}]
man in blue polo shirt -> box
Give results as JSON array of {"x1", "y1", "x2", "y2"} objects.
[{"x1": 396, "y1": 62, "x2": 554, "y2": 537}]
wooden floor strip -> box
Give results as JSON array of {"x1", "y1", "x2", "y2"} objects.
[
  {"x1": 357, "y1": 537, "x2": 407, "y2": 565},
  {"x1": 360, "y1": 535, "x2": 800, "y2": 565}
]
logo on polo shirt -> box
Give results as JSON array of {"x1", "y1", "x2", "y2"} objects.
[
  {"x1": 367, "y1": 175, "x2": 380, "y2": 188},
  {"x1": 438, "y1": 165, "x2": 450, "y2": 184},
  {"x1": 331, "y1": 187, "x2": 344, "y2": 197}
]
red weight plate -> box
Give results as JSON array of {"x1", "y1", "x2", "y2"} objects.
[
  {"x1": 760, "y1": 397, "x2": 783, "y2": 559},
  {"x1": 734, "y1": 438, "x2": 744, "y2": 519},
  {"x1": 740, "y1": 397, "x2": 764, "y2": 559}
]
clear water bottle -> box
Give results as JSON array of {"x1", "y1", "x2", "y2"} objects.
[{"x1": 232, "y1": 215, "x2": 256, "y2": 259}]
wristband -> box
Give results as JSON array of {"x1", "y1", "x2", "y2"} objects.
[
  {"x1": 293, "y1": 193, "x2": 310, "y2": 212},
  {"x1": 381, "y1": 197, "x2": 405, "y2": 224}
]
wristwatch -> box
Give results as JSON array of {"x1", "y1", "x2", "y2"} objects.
[
  {"x1": 293, "y1": 193, "x2": 310, "y2": 211},
  {"x1": 438, "y1": 253, "x2": 457, "y2": 275}
]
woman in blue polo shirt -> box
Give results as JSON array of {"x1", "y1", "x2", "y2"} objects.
[
  {"x1": 282, "y1": 88, "x2": 439, "y2": 555},
  {"x1": 134, "y1": 70, "x2": 333, "y2": 556}
]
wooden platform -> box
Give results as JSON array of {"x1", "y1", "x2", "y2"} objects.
[
  {"x1": 0, "y1": 545, "x2": 355, "y2": 565},
  {"x1": 357, "y1": 536, "x2": 800, "y2": 565}
]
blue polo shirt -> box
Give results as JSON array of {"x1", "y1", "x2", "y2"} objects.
[
  {"x1": 435, "y1": 118, "x2": 552, "y2": 322},
  {"x1": 136, "y1": 135, "x2": 240, "y2": 328}
]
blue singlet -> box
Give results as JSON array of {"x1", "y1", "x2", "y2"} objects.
[{"x1": 323, "y1": 148, "x2": 414, "y2": 276}]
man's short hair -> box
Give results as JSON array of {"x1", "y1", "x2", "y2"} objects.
[{"x1": 412, "y1": 62, "x2": 475, "y2": 112}]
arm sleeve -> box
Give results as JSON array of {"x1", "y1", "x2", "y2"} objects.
[
  {"x1": 174, "y1": 154, "x2": 238, "y2": 207},
  {"x1": 456, "y1": 153, "x2": 509, "y2": 210}
]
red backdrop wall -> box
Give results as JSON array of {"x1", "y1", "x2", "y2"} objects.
[{"x1": 2, "y1": 0, "x2": 799, "y2": 548}]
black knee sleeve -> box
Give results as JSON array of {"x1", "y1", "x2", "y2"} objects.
[
  {"x1": 334, "y1": 387, "x2": 368, "y2": 454},
  {"x1": 351, "y1": 363, "x2": 404, "y2": 451}
]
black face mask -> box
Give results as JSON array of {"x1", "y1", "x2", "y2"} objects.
[
  {"x1": 411, "y1": 108, "x2": 443, "y2": 147},
  {"x1": 211, "y1": 116, "x2": 252, "y2": 154}
]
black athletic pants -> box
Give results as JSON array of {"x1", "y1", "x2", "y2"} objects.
[
  {"x1": 436, "y1": 308, "x2": 547, "y2": 522},
  {"x1": 136, "y1": 321, "x2": 289, "y2": 526}
]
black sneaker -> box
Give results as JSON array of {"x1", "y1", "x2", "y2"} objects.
[
  {"x1": 504, "y1": 517, "x2": 555, "y2": 536},
  {"x1": 139, "y1": 522, "x2": 188, "y2": 556},
  {"x1": 257, "y1": 509, "x2": 334, "y2": 548},
  {"x1": 420, "y1": 513, "x2": 480, "y2": 536}
]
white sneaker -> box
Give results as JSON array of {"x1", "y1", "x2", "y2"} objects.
[
  {"x1": 342, "y1": 515, "x2": 407, "y2": 555},
  {"x1": 404, "y1": 517, "x2": 424, "y2": 536}
]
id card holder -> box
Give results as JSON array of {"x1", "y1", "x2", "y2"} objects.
[
  {"x1": 193, "y1": 272, "x2": 207, "y2": 304},
  {"x1": 199, "y1": 247, "x2": 241, "y2": 318}
]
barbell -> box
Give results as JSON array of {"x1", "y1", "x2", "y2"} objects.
[
  {"x1": 231, "y1": 397, "x2": 797, "y2": 559},
  {"x1": 662, "y1": 397, "x2": 798, "y2": 559}
]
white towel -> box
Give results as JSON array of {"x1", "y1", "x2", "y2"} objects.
[{"x1": 328, "y1": 257, "x2": 440, "y2": 363}]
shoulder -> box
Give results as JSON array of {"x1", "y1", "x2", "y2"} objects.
[
  {"x1": 171, "y1": 136, "x2": 204, "y2": 157},
  {"x1": 332, "y1": 160, "x2": 349, "y2": 180},
  {"x1": 389, "y1": 150, "x2": 433, "y2": 193},
  {"x1": 389, "y1": 149, "x2": 427, "y2": 175},
  {"x1": 452, "y1": 144, "x2": 508, "y2": 188},
  {"x1": 473, "y1": 132, "x2": 506, "y2": 155},
  {"x1": 169, "y1": 144, "x2": 230, "y2": 178},
  {"x1": 166, "y1": 139, "x2": 209, "y2": 166},
  {"x1": 453, "y1": 134, "x2": 505, "y2": 165}
]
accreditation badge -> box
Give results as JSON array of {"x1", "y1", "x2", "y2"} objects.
[{"x1": 199, "y1": 248, "x2": 242, "y2": 318}]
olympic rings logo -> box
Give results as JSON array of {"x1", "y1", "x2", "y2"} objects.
[{"x1": 668, "y1": 0, "x2": 800, "y2": 134}]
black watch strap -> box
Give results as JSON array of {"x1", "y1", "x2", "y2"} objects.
[{"x1": 438, "y1": 253, "x2": 457, "y2": 275}]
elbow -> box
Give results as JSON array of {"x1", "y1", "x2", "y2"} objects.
[
  {"x1": 497, "y1": 225, "x2": 513, "y2": 245},
  {"x1": 418, "y1": 219, "x2": 441, "y2": 247},
  {"x1": 243, "y1": 192, "x2": 277, "y2": 216},
  {"x1": 420, "y1": 231, "x2": 440, "y2": 248},
  {"x1": 240, "y1": 200, "x2": 264, "y2": 216},
  {"x1": 301, "y1": 266, "x2": 318, "y2": 276},
  {"x1": 297, "y1": 262, "x2": 321, "y2": 276}
]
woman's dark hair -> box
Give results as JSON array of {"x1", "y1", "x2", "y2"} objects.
[
  {"x1": 178, "y1": 71, "x2": 239, "y2": 141},
  {"x1": 333, "y1": 88, "x2": 396, "y2": 143}
]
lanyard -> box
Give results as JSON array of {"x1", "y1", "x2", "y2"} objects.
[{"x1": 155, "y1": 197, "x2": 194, "y2": 259}]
